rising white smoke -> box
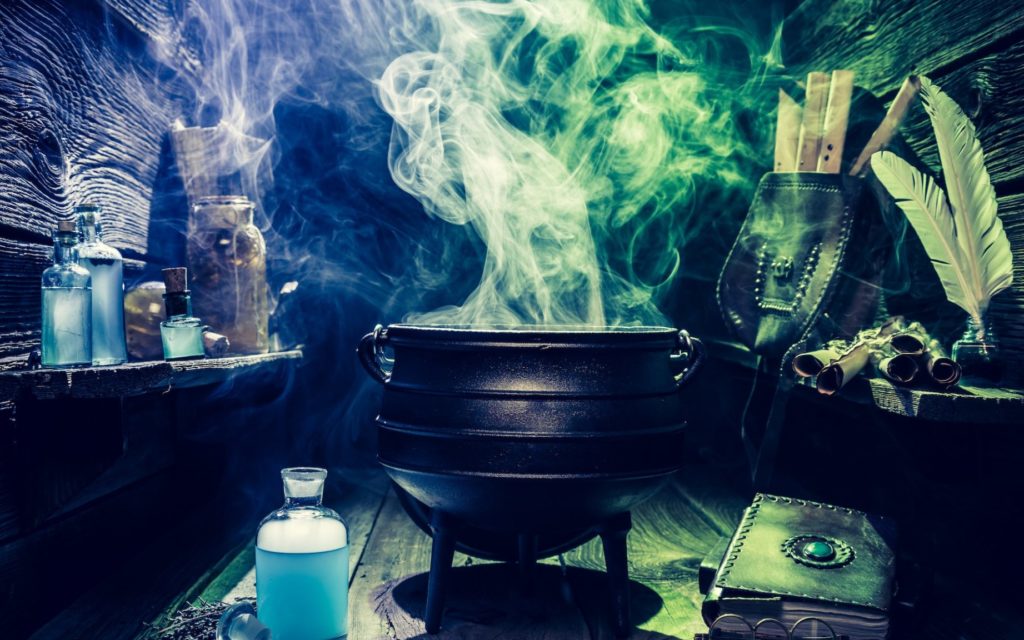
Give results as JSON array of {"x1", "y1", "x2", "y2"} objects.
[
  {"x1": 376, "y1": 0, "x2": 761, "y2": 326},
  {"x1": 159, "y1": 0, "x2": 766, "y2": 327}
]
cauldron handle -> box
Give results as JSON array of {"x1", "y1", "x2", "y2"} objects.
[
  {"x1": 358, "y1": 324, "x2": 393, "y2": 384},
  {"x1": 671, "y1": 329, "x2": 705, "y2": 389}
]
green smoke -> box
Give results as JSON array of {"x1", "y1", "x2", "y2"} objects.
[{"x1": 379, "y1": 0, "x2": 767, "y2": 326}]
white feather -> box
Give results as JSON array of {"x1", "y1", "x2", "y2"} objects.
[
  {"x1": 919, "y1": 76, "x2": 1012, "y2": 314},
  {"x1": 871, "y1": 150, "x2": 980, "y2": 321}
]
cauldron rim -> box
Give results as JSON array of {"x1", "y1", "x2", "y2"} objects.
[
  {"x1": 389, "y1": 323, "x2": 675, "y2": 332},
  {"x1": 385, "y1": 323, "x2": 680, "y2": 345}
]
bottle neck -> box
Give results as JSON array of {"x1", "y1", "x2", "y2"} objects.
[
  {"x1": 285, "y1": 495, "x2": 323, "y2": 507},
  {"x1": 164, "y1": 291, "x2": 194, "y2": 319},
  {"x1": 81, "y1": 223, "x2": 97, "y2": 243},
  {"x1": 53, "y1": 237, "x2": 77, "y2": 266}
]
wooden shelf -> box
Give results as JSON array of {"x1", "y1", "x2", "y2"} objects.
[
  {"x1": 708, "y1": 338, "x2": 1024, "y2": 424},
  {"x1": 0, "y1": 350, "x2": 302, "y2": 401},
  {"x1": 799, "y1": 377, "x2": 1024, "y2": 424}
]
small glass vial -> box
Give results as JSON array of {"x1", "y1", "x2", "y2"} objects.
[
  {"x1": 187, "y1": 195, "x2": 269, "y2": 354},
  {"x1": 160, "y1": 267, "x2": 205, "y2": 360},
  {"x1": 41, "y1": 220, "x2": 92, "y2": 368},
  {"x1": 74, "y1": 204, "x2": 127, "y2": 366},
  {"x1": 256, "y1": 468, "x2": 349, "y2": 640}
]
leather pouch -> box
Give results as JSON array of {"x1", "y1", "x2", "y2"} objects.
[{"x1": 717, "y1": 172, "x2": 886, "y2": 360}]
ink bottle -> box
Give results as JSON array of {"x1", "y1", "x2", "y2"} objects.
[
  {"x1": 256, "y1": 467, "x2": 349, "y2": 640},
  {"x1": 74, "y1": 204, "x2": 127, "y2": 365},
  {"x1": 160, "y1": 267, "x2": 205, "y2": 360},
  {"x1": 187, "y1": 195, "x2": 269, "y2": 354},
  {"x1": 41, "y1": 220, "x2": 92, "y2": 368}
]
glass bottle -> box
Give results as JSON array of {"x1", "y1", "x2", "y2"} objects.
[
  {"x1": 74, "y1": 204, "x2": 127, "y2": 365},
  {"x1": 256, "y1": 467, "x2": 348, "y2": 640},
  {"x1": 952, "y1": 316, "x2": 1004, "y2": 384},
  {"x1": 160, "y1": 268, "x2": 205, "y2": 360},
  {"x1": 187, "y1": 196, "x2": 269, "y2": 354},
  {"x1": 41, "y1": 220, "x2": 92, "y2": 368}
]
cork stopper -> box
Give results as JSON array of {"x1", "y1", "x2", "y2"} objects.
[
  {"x1": 57, "y1": 220, "x2": 78, "y2": 234},
  {"x1": 162, "y1": 267, "x2": 189, "y2": 294}
]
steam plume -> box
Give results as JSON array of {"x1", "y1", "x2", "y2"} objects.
[
  {"x1": 378, "y1": 0, "x2": 762, "y2": 325},
  {"x1": 150, "y1": 0, "x2": 773, "y2": 464}
]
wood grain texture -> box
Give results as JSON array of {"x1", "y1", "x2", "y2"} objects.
[
  {"x1": 784, "y1": 0, "x2": 1024, "y2": 96},
  {"x1": 1, "y1": 470, "x2": 181, "y2": 638},
  {"x1": 144, "y1": 468, "x2": 748, "y2": 640},
  {"x1": 0, "y1": 0, "x2": 186, "y2": 253},
  {"x1": 0, "y1": 349, "x2": 302, "y2": 401},
  {"x1": 787, "y1": 1, "x2": 1024, "y2": 371},
  {"x1": 347, "y1": 490, "x2": 503, "y2": 639},
  {"x1": 558, "y1": 473, "x2": 743, "y2": 639},
  {"x1": 896, "y1": 39, "x2": 1024, "y2": 188},
  {"x1": 0, "y1": 400, "x2": 18, "y2": 542},
  {"x1": 101, "y1": 0, "x2": 201, "y2": 77},
  {"x1": 345, "y1": 473, "x2": 744, "y2": 640},
  {"x1": 30, "y1": 479, "x2": 245, "y2": 640},
  {"x1": 991, "y1": 193, "x2": 1024, "y2": 360},
  {"x1": 0, "y1": 238, "x2": 50, "y2": 365}
]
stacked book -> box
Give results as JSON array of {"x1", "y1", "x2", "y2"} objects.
[{"x1": 701, "y1": 494, "x2": 898, "y2": 640}]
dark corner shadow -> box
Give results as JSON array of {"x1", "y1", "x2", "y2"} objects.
[{"x1": 371, "y1": 562, "x2": 684, "y2": 639}]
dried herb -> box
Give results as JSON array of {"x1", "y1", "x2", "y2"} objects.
[{"x1": 152, "y1": 597, "x2": 255, "y2": 640}]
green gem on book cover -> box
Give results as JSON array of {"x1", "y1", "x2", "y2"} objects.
[
  {"x1": 782, "y1": 534, "x2": 854, "y2": 569},
  {"x1": 802, "y1": 540, "x2": 835, "y2": 561}
]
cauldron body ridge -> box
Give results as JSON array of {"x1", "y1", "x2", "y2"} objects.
[{"x1": 359, "y1": 323, "x2": 704, "y2": 559}]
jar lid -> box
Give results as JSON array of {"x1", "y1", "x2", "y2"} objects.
[
  {"x1": 192, "y1": 195, "x2": 255, "y2": 226},
  {"x1": 195, "y1": 195, "x2": 253, "y2": 207}
]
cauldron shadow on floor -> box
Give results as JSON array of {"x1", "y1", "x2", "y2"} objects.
[{"x1": 373, "y1": 562, "x2": 682, "y2": 639}]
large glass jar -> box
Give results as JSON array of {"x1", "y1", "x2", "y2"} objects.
[
  {"x1": 256, "y1": 468, "x2": 348, "y2": 640},
  {"x1": 186, "y1": 196, "x2": 269, "y2": 354}
]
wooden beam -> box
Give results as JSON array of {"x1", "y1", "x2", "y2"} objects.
[
  {"x1": 785, "y1": 0, "x2": 1024, "y2": 94},
  {"x1": 796, "y1": 72, "x2": 830, "y2": 171},
  {"x1": 848, "y1": 76, "x2": 920, "y2": 176},
  {"x1": 774, "y1": 90, "x2": 802, "y2": 172},
  {"x1": 818, "y1": 70, "x2": 855, "y2": 173}
]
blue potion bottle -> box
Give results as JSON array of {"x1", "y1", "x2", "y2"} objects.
[
  {"x1": 256, "y1": 467, "x2": 349, "y2": 640},
  {"x1": 160, "y1": 268, "x2": 205, "y2": 360},
  {"x1": 41, "y1": 220, "x2": 92, "y2": 368},
  {"x1": 74, "y1": 204, "x2": 127, "y2": 365}
]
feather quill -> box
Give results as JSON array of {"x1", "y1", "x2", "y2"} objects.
[
  {"x1": 919, "y1": 76, "x2": 1013, "y2": 318},
  {"x1": 871, "y1": 77, "x2": 1012, "y2": 325},
  {"x1": 871, "y1": 151, "x2": 980, "y2": 320}
]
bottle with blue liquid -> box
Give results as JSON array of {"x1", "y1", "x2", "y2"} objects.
[
  {"x1": 41, "y1": 220, "x2": 92, "y2": 368},
  {"x1": 74, "y1": 204, "x2": 127, "y2": 366},
  {"x1": 257, "y1": 467, "x2": 349, "y2": 640}
]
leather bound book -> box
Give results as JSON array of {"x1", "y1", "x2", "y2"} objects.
[{"x1": 702, "y1": 494, "x2": 898, "y2": 640}]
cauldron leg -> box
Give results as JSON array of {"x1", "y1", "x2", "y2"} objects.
[
  {"x1": 517, "y1": 533, "x2": 538, "y2": 591},
  {"x1": 425, "y1": 510, "x2": 457, "y2": 634},
  {"x1": 598, "y1": 512, "x2": 632, "y2": 638}
]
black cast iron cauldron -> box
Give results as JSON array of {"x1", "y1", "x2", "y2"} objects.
[{"x1": 358, "y1": 324, "x2": 704, "y2": 636}]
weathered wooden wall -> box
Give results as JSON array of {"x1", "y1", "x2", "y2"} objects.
[
  {"x1": 0, "y1": 0, "x2": 199, "y2": 633},
  {"x1": 784, "y1": 0, "x2": 1024, "y2": 361},
  {"x1": 0, "y1": 0, "x2": 191, "y2": 370}
]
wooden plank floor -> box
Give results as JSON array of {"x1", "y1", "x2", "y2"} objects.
[{"x1": 189, "y1": 465, "x2": 748, "y2": 640}]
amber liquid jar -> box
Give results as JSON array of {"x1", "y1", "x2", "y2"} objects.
[{"x1": 187, "y1": 196, "x2": 269, "y2": 354}]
